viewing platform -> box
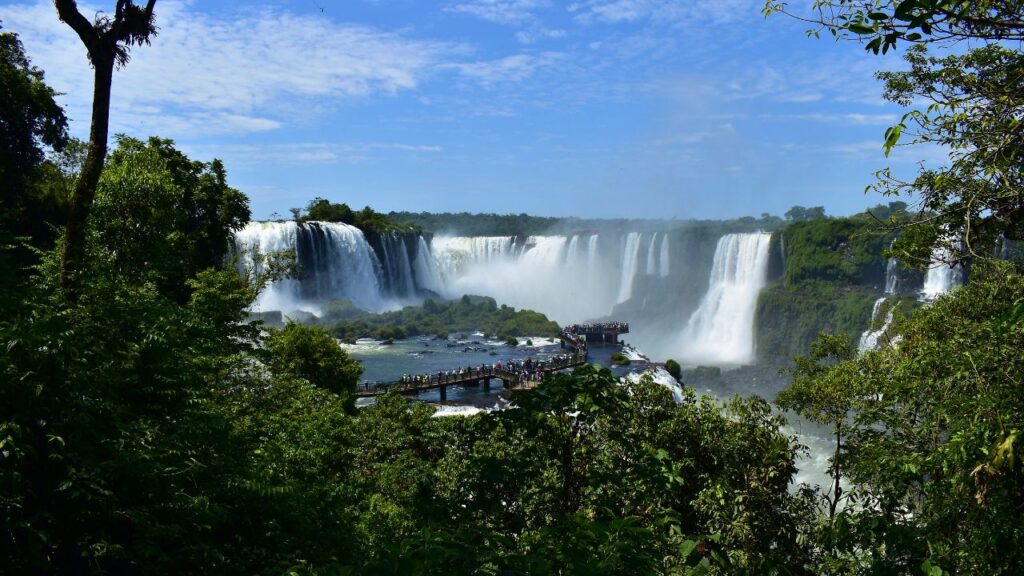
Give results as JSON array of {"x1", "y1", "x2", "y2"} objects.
[
  {"x1": 355, "y1": 352, "x2": 587, "y2": 399},
  {"x1": 354, "y1": 322, "x2": 628, "y2": 400}
]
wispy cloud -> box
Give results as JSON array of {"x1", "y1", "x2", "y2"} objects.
[
  {"x1": 446, "y1": 0, "x2": 565, "y2": 44},
  {"x1": 182, "y1": 142, "x2": 444, "y2": 166},
  {"x1": 446, "y1": 0, "x2": 549, "y2": 25},
  {"x1": 447, "y1": 52, "x2": 565, "y2": 88},
  {"x1": 568, "y1": 0, "x2": 761, "y2": 26},
  {"x1": 0, "y1": 1, "x2": 462, "y2": 136}
]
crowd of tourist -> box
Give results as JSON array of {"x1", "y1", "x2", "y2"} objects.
[
  {"x1": 560, "y1": 322, "x2": 629, "y2": 353},
  {"x1": 360, "y1": 322, "x2": 628, "y2": 392}
]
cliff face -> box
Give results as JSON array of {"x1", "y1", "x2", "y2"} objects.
[{"x1": 753, "y1": 216, "x2": 922, "y2": 360}]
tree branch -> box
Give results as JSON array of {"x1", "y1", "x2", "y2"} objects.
[{"x1": 53, "y1": 0, "x2": 98, "y2": 49}]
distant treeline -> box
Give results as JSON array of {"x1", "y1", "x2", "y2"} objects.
[{"x1": 387, "y1": 210, "x2": 793, "y2": 237}]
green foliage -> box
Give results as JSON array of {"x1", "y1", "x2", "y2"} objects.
[
  {"x1": 775, "y1": 264, "x2": 1024, "y2": 575},
  {"x1": 664, "y1": 359, "x2": 682, "y2": 381},
  {"x1": 90, "y1": 136, "x2": 250, "y2": 302},
  {"x1": 763, "y1": 0, "x2": 1024, "y2": 54},
  {"x1": 301, "y1": 197, "x2": 419, "y2": 234},
  {"x1": 326, "y1": 295, "x2": 561, "y2": 341},
  {"x1": 756, "y1": 282, "x2": 877, "y2": 359},
  {"x1": 503, "y1": 335, "x2": 519, "y2": 346},
  {"x1": 265, "y1": 323, "x2": 363, "y2": 403},
  {"x1": 779, "y1": 215, "x2": 894, "y2": 286},
  {"x1": 0, "y1": 28, "x2": 67, "y2": 212},
  {"x1": 390, "y1": 210, "x2": 785, "y2": 237},
  {"x1": 875, "y1": 45, "x2": 1024, "y2": 266},
  {"x1": 610, "y1": 351, "x2": 630, "y2": 365},
  {"x1": 785, "y1": 205, "x2": 826, "y2": 222}
]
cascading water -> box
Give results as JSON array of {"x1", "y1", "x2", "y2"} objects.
[
  {"x1": 858, "y1": 298, "x2": 894, "y2": 352},
  {"x1": 428, "y1": 233, "x2": 639, "y2": 324},
  {"x1": 616, "y1": 232, "x2": 644, "y2": 304},
  {"x1": 378, "y1": 232, "x2": 417, "y2": 299},
  {"x1": 858, "y1": 258, "x2": 900, "y2": 352},
  {"x1": 233, "y1": 221, "x2": 386, "y2": 313},
  {"x1": 645, "y1": 233, "x2": 658, "y2": 275},
  {"x1": 676, "y1": 232, "x2": 772, "y2": 365},
  {"x1": 412, "y1": 236, "x2": 444, "y2": 295},
  {"x1": 920, "y1": 244, "x2": 962, "y2": 301},
  {"x1": 884, "y1": 257, "x2": 898, "y2": 295},
  {"x1": 658, "y1": 234, "x2": 670, "y2": 278}
]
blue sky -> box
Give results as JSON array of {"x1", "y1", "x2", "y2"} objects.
[{"x1": 0, "y1": 0, "x2": 942, "y2": 220}]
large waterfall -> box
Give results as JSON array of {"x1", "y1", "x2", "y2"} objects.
[
  {"x1": 231, "y1": 223, "x2": 779, "y2": 366},
  {"x1": 675, "y1": 232, "x2": 772, "y2": 365},
  {"x1": 233, "y1": 221, "x2": 386, "y2": 313}
]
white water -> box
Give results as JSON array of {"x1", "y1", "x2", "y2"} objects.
[
  {"x1": 884, "y1": 257, "x2": 898, "y2": 295},
  {"x1": 616, "y1": 232, "x2": 644, "y2": 304},
  {"x1": 412, "y1": 236, "x2": 444, "y2": 295},
  {"x1": 676, "y1": 232, "x2": 772, "y2": 365},
  {"x1": 625, "y1": 367, "x2": 684, "y2": 404},
  {"x1": 233, "y1": 221, "x2": 386, "y2": 313},
  {"x1": 645, "y1": 233, "x2": 659, "y2": 275},
  {"x1": 920, "y1": 244, "x2": 962, "y2": 301},
  {"x1": 429, "y1": 233, "x2": 623, "y2": 324},
  {"x1": 658, "y1": 234, "x2": 670, "y2": 278},
  {"x1": 858, "y1": 298, "x2": 894, "y2": 352}
]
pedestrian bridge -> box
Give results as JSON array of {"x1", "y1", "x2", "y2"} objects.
[{"x1": 354, "y1": 322, "x2": 629, "y2": 399}]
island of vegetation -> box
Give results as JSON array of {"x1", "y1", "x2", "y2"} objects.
[{"x1": 316, "y1": 294, "x2": 562, "y2": 342}]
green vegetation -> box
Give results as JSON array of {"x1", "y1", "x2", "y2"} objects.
[
  {"x1": 664, "y1": 359, "x2": 681, "y2": 381},
  {"x1": 778, "y1": 265, "x2": 1024, "y2": 574},
  {"x1": 265, "y1": 323, "x2": 363, "y2": 406},
  {"x1": 756, "y1": 203, "x2": 913, "y2": 359},
  {"x1": 298, "y1": 197, "x2": 419, "y2": 234},
  {"x1": 2, "y1": 2, "x2": 1023, "y2": 574},
  {"x1": 610, "y1": 351, "x2": 630, "y2": 366},
  {"x1": 324, "y1": 294, "x2": 561, "y2": 342},
  {"x1": 390, "y1": 210, "x2": 786, "y2": 237}
]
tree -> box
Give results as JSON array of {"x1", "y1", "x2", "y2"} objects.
[
  {"x1": 875, "y1": 45, "x2": 1024, "y2": 266},
  {"x1": 265, "y1": 322, "x2": 363, "y2": 405},
  {"x1": 53, "y1": 0, "x2": 158, "y2": 292},
  {"x1": 766, "y1": 3, "x2": 1024, "y2": 268},
  {"x1": 785, "y1": 205, "x2": 826, "y2": 222},
  {"x1": 0, "y1": 28, "x2": 67, "y2": 216},
  {"x1": 89, "y1": 136, "x2": 250, "y2": 302},
  {"x1": 763, "y1": 0, "x2": 1024, "y2": 54}
]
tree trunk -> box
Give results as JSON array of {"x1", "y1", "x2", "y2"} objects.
[{"x1": 59, "y1": 55, "x2": 114, "y2": 293}]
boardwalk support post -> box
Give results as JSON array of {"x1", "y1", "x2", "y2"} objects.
[{"x1": 440, "y1": 384, "x2": 447, "y2": 402}]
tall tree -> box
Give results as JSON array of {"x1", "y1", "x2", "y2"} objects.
[{"x1": 52, "y1": 0, "x2": 157, "y2": 292}]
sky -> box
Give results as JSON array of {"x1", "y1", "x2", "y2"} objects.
[{"x1": 0, "y1": 0, "x2": 944, "y2": 220}]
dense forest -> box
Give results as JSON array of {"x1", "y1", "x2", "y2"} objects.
[
  {"x1": 388, "y1": 210, "x2": 785, "y2": 237},
  {"x1": 2, "y1": 2, "x2": 1024, "y2": 575}
]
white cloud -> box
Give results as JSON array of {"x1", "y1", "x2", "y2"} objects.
[
  {"x1": 181, "y1": 142, "x2": 444, "y2": 166},
  {"x1": 0, "y1": 1, "x2": 461, "y2": 136},
  {"x1": 446, "y1": 0, "x2": 550, "y2": 25},
  {"x1": 568, "y1": 0, "x2": 761, "y2": 26},
  {"x1": 447, "y1": 52, "x2": 564, "y2": 88}
]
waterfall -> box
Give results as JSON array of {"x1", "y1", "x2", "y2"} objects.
[
  {"x1": 645, "y1": 233, "x2": 658, "y2": 275},
  {"x1": 658, "y1": 234, "x2": 670, "y2": 278},
  {"x1": 379, "y1": 232, "x2": 416, "y2": 299},
  {"x1": 616, "y1": 232, "x2": 644, "y2": 304},
  {"x1": 677, "y1": 232, "x2": 772, "y2": 365},
  {"x1": 412, "y1": 236, "x2": 444, "y2": 294},
  {"x1": 233, "y1": 221, "x2": 385, "y2": 313},
  {"x1": 566, "y1": 235, "x2": 580, "y2": 263},
  {"x1": 884, "y1": 257, "x2": 898, "y2": 295},
  {"x1": 920, "y1": 244, "x2": 962, "y2": 301},
  {"x1": 858, "y1": 297, "x2": 895, "y2": 352}
]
